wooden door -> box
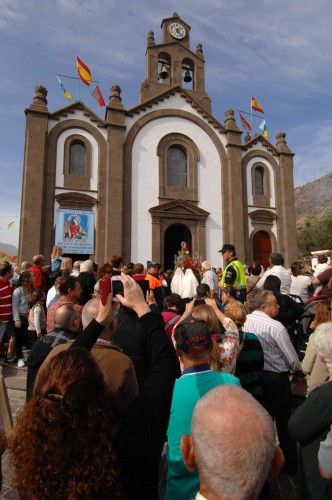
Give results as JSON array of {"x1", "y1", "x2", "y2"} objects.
[{"x1": 253, "y1": 231, "x2": 272, "y2": 270}]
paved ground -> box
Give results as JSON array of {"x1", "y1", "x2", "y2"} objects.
[
  {"x1": 0, "y1": 360, "x2": 304, "y2": 499},
  {"x1": 1, "y1": 362, "x2": 26, "y2": 499}
]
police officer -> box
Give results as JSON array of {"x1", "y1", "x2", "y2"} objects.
[{"x1": 218, "y1": 244, "x2": 247, "y2": 302}]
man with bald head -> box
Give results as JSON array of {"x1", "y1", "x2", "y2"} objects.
[
  {"x1": 26, "y1": 302, "x2": 81, "y2": 398},
  {"x1": 181, "y1": 385, "x2": 284, "y2": 500},
  {"x1": 20, "y1": 261, "x2": 31, "y2": 272},
  {"x1": 38, "y1": 297, "x2": 138, "y2": 415},
  {"x1": 29, "y1": 254, "x2": 46, "y2": 290}
]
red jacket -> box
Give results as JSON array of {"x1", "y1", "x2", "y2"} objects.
[{"x1": 29, "y1": 265, "x2": 46, "y2": 290}]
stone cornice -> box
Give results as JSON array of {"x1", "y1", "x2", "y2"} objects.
[
  {"x1": 126, "y1": 85, "x2": 226, "y2": 134},
  {"x1": 49, "y1": 101, "x2": 106, "y2": 128}
]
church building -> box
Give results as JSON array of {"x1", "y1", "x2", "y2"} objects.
[{"x1": 18, "y1": 12, "x2": 298, "y2": 270}]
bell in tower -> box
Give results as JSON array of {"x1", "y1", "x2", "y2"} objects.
[{"x1": 140, "y1": 13, "x2": 211, "y2": 113}]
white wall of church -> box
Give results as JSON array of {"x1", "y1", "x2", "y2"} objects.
[
  {"x1": 130, "y1": 116, "x2": 223, "y2": 267},
  {"x1": 54, "y1": 128, "x2": 99, "y2": 191},
  {"x1": 126, "y1": 93, "x2": 227, "y2": 148}
]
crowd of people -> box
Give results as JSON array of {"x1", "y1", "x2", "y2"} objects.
[{"x1": 0, "y1": 244, "x2": 331, "y2": 499}]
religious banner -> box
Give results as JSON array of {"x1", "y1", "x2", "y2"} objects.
[{"x1": 55, "y1": 209, "x2": 95, "y2": 254}]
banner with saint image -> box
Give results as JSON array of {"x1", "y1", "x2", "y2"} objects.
[{"x1": 55, "y1": 209, "x2": 95, "y2": 254}]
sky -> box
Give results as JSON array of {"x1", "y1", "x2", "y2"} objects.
[{"x1": 0, "y1": 0, "x2": 332, "y2": 249}]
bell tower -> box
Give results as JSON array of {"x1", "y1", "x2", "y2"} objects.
[{"x1": 140, "y1": 12, "x2": 211, "y2": 112}]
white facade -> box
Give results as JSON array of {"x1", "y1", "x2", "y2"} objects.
[{"x1": 130, "y1": 114, "x2": 223, "y2": 266}]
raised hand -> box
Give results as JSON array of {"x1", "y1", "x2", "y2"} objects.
[
  {"x1": 117, "y1": 273, "x2": 150, "y2": 318},
  {"x1": 96, "y1": 293, "x2": 114, "y2": 326}
]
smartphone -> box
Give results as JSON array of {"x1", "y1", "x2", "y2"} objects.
[
  {"x1": 135, "y1": 279, "x2": 150, "y2": 296},
  {"x1": 111, "y1": 278, "x2": 149, "y2": 297},
  {"x1": 99, "y1": 276, "x2": 112, "y2": 305},
  {"x1": 111, "y1": 279, "x2": 124, "y2": 297}
]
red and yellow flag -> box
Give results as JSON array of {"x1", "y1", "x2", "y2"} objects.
[
  {"x1": 91, "y1": 85, "x2": 106, "y2": 107},
  {"x1": 251, "y1": 97, "x2": 264, "y2": 113},
  {"x1": 239, "y1": 112, "x2": 252, "y2": 131},
  {"x1": 76, "y1": 56, "x2": 92, "y2": 86}
]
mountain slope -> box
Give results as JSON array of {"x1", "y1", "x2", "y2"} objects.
[{"x1": 295, "y1": 172, "x2": 332, "y2": 227}]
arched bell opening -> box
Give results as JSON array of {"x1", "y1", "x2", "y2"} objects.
[
  {"x1": 158, "y1": 52, "x2": 171, "y2": 84},
  {"x1": 182, "y1": 58, "x2": 194, "y2": 90}
]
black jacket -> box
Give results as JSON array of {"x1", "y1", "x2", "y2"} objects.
[
  {"x1": 288, "y1": 381, "x2": 332, "y2": 500},
  {"x1": 275, "y1": 292, "x2": 303, "y2": 328},
  {"x1": 112, "y1": 305, "x2": 162, "y2": 387},
  {"x1": 77, "y1": 272, "x2": 96, "y2": 306},
  {"x1": 76, "y1": 310, "x2": 180, "y2": 499}
]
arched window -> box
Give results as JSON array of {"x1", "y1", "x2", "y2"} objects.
[
  {"x1": 255, "y1": 166, "x2": 264, "y2": 195},
  {"x1": 157, "y1": 133, "x2": 199, "y2": 202},
  {"x1": 167, "y1": 146, "x2": 187, "y2": 187},
  {"x1": 69, "y1": 141, "x2": 86, "y2": 175},
  {"x1": 158, "y1": 52, "x2": 171, "y2": 85}
]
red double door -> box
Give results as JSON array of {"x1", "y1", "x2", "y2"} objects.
[{"x1": 253, "y1": 231, "x2": 272, "y2": 270}]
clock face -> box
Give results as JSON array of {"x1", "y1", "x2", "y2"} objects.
[{"x1": 168, "y1": 22, "x2": 186, "y2": 39}]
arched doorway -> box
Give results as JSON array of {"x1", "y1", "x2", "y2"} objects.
[
  {"x1": 164, "y1": 223, "x2": 192, "y2": 270},
  {"x1": 253, "y1": 231, "x2": 272, "y2": 271}
]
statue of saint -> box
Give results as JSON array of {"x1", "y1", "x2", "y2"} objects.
[{"x1": 180, "y1": 241, "x2": 189, "y2": 257}]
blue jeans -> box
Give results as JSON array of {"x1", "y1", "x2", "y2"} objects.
[{"x1": 0, "y1": 322, "x2": 9, "y2": 344}]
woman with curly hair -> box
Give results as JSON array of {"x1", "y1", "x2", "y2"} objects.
[{"x1": 8, "y1": 347, "x2": 120, "y2": 499}]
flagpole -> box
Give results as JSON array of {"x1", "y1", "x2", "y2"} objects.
[
  {"x1": 56, "y1": 75, "x2": 99, "y2": 102},
  {"x1": 250, "y1": 99, "x2": 253, "y2": 134},
  {"x1": 77, "y1": 75, "x2": 80, "y2": 101},
  {"x1": 237, "y1": 109, "x2": 265, "y2": 119}
]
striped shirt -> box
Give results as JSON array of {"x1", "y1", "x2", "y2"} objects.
[
  {"x1": 243, "y1": 310, "x2": 301, "y2": 373},
  {"x1": 0, "y1": 278, "x2": 12, "y2": 322}
]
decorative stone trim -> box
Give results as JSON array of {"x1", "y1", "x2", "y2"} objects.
[
  {"x1": 63, "y1": 134, "x2": 92, "y2": 190},
  {"x1": 241, "y1": 149, "x2": 284, "y2": 264},
  {"x1": 157, "y1": 133, "x2": 199, "y2": 202},
  {"x1": 251, "y1": 162, "x2": 271, "y2": 208},
  {"x1": 149, "y1": 199, "x2": 209, "y2": 264},
  {"x1": 55, "y1": 192, "x2": 97, "y2": 210},
  {"x1": 249, "y1": 209, "x2": 276, "y2": 227}
]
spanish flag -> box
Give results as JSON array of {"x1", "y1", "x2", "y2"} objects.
[
  {"x1": 251, "y1": 97, "x2": 264, "y2": 113},
  {"x1": 239, "y1": 112, "x2": 252, "y2": 132},
  {"x1": 76, "y1": 56, "x2": 92, "y2": 86}
]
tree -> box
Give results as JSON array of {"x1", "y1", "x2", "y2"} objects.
[{"x1": 297, "y1": 208, "x2": 332, "y2": 256}]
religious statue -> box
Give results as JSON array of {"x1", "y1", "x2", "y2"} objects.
[{"x1": 171, "y1": 241, "x2": 200, "y2": 298}]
